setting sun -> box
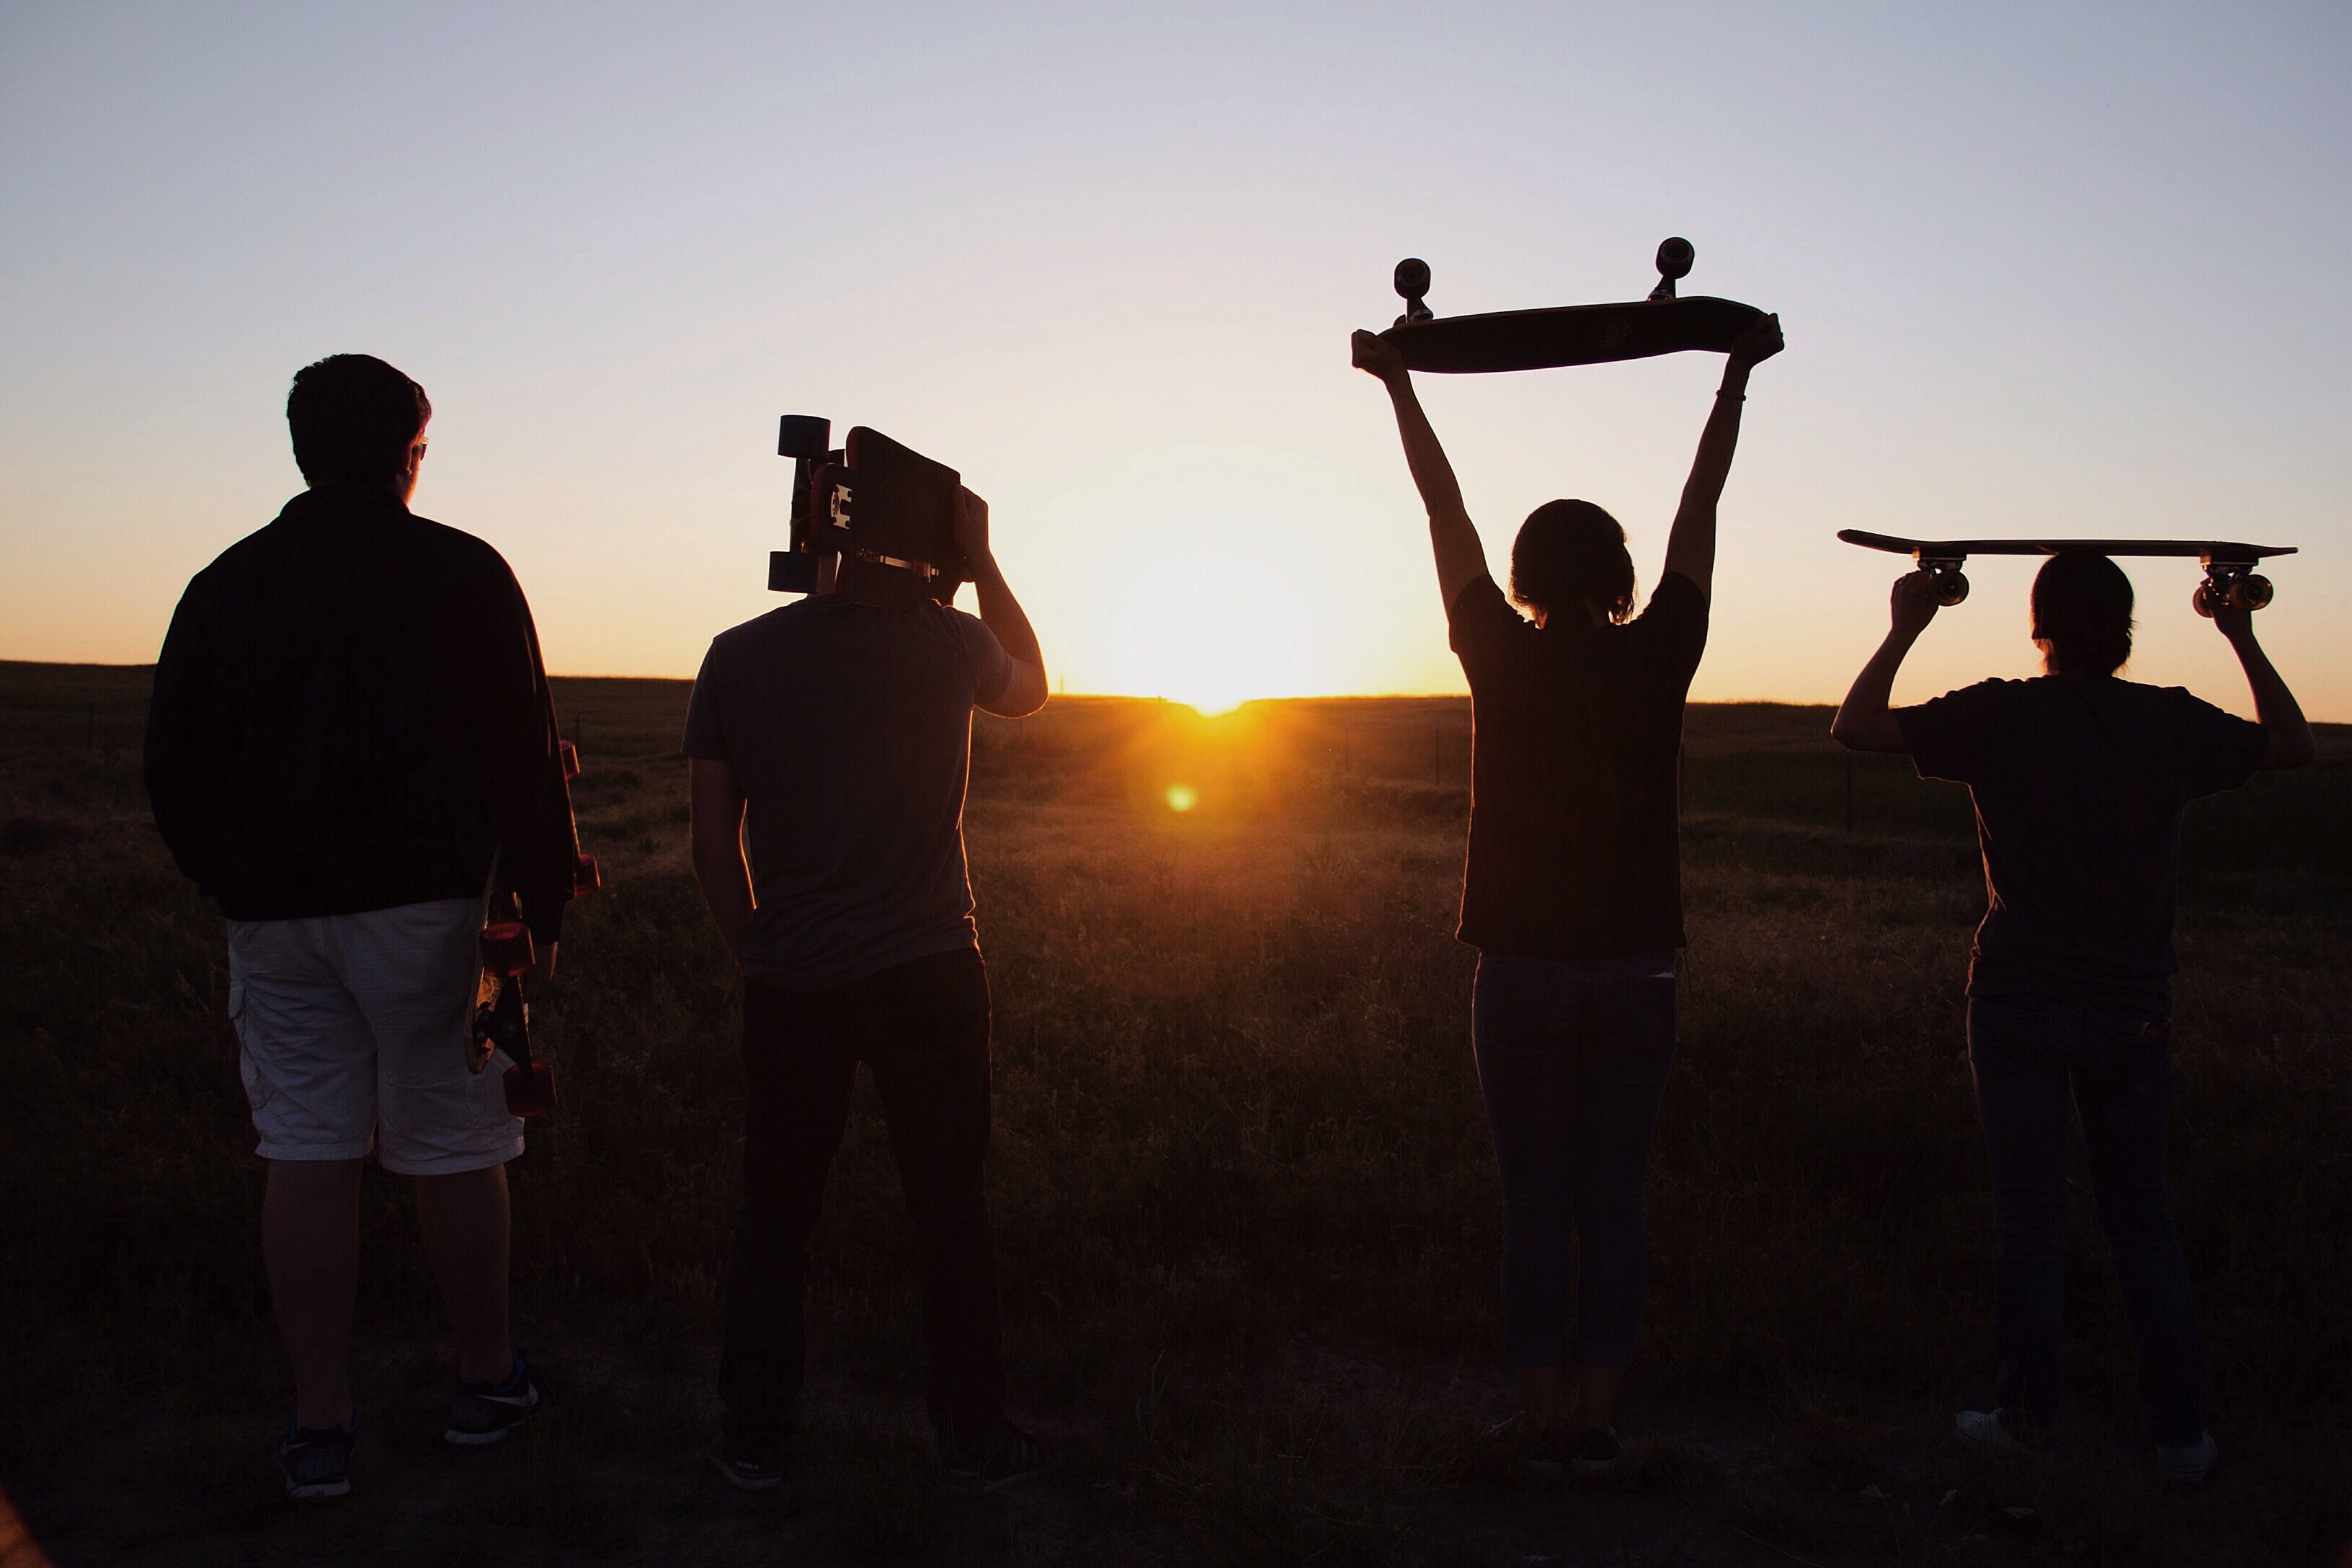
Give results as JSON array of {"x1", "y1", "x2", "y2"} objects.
[{"x1": 1164, "y1": 783, "x2": 1199, "y2": 813}]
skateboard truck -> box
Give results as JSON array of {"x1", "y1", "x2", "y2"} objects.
[
  {"x1": 768, "y1": 416, "x2": 972, "y2": 610},
  {"x1": 1378, "y1": 236, "x2": 1765, "y2": 373},
  {"x1": 1836, "y1": 530, "x2": 2294, "y2": 616}
]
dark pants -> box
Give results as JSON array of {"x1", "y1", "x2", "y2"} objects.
[
  {"x1": 1966, "y1": 992, "x2": 2202, "y2": 1446},
  {"x1": 1471, "y1": 953, "x2": 1678, "y2": 1369},
  {"x1": 719, "y1": 946, "x2": 1005, "y2": 1453}
]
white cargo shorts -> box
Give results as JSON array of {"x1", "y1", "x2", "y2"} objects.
[{"x1": 227, "y1": 898, "x2": 524, "y2": 1176}]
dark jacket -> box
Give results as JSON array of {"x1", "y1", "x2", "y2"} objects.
[{"x1": 144, "y1": 486, "x2": 579, "y2": 940}]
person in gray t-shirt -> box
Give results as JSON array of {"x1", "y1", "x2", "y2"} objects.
[{"x1": 685, "y1": 488, "x2": 1050, "y2": 1494}]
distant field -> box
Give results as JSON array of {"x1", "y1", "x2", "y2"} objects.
[{"x1": 2, "y1": 659, "x2": 2346, "y2": 1565}]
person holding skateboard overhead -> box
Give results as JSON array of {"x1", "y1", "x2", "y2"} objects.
[
  {"x1": 1831, "y1": 551, "x2": 2315, "y2": 1484},
  {"x1": 685, "y1": 480, "x2": 1050, "y2": 1495},
  {"x1": 145, "y1": 355, "x2": 582, "y2": 1497},
  {"x1": 1352, "y1": 311, "x2": 1783, "y2": 1476}
]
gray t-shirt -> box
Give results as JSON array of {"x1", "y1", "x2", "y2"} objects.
[{"x1": 682, "y1": 596, "x2": 1011, "y2": 989}]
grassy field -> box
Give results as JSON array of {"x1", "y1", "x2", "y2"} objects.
[{"x1": 1, "y1": 659, "x2": 2348, "y2": 1566}]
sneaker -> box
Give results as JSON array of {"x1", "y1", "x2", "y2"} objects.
[
  {"x1": 941, "y1": 1422, "x2": 1052, "y2": 1497},
  {"x1": 1569, "y1": 1425, "x2": 1622, "y2": 1478},
  {"x1": 277, "y1": 1419, "x2": 355, "y2": 1499},
  {"x1": 1486, "y1": 1412, "x2": 1564, "y2": 1479},
  {"x1": 445, "y1": 1349, "x2": 548, "y2": 1446},
  {"x1": 2156, "y1": 1430, "x2": 2217, "y2": 1487},
  {"x1": 710, "y1": 1431, "x2": 787, "y2": 1492},
  {"x1": 1955, "y1": 1408, "x2": 2053, "y2": 1465}
]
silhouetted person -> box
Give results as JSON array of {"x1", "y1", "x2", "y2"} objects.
[
  {"x1": 686, "y1": 487, "x2": 1050, "y2": 1495},
  {"x1": 1832, "y1": 551, "x2": 2314, "y2": 1484},
  {"x1": 1352, "y1": 314, "x2": 1783, "y2": 1476},
  {"x1": 145, "y1": 355, "x2": 581, "y2": 1498}
]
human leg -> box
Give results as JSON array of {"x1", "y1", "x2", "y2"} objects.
[
  {"x1": 229, "y1": 915, "x2": 380, "y2": 1433},
  {"x1": 1471, "y1": 957, "x2": 1576, "y2": 1414},
  {"x1": 863, "y1": 949, "x2": 1007, "y2": 1453},
  {"x1": 263, "y1": 1157, "x2": 365, "y2": 1428},
  {"x1": 346, "y1": 900, "x2": 526, "y2": 1389},
  {"x1": 721, "y1": 977, "x2": 859, "y2": 1451},
  {"x1": 2073, "y1": 1019, "x2": 2204, "y2": 1448},
  {"x1": 414, "y1": 1164, "x2": 512, "y2": 1384},
  {"x1": 1966, "y1": 995, "x2": 2077, "y2": 1433},
  {"x1": 1566, "y1": 968, "x2": 1677, "y2": 1433}
]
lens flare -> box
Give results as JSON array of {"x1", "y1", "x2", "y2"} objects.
[{"x1": 1164, "y1": 783, "x2": 1199, "y2": 813}]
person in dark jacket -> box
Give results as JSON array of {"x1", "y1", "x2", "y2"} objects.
[
  {"x1": 146, "y1": 354, "x2": 582, "y2": 1498},
  {"x1": 1352, "y1": 313, "x2": 1783, "y2": 1479},
  {"x1": 1832, "y1": 551, "x2": 2314, "y2": 1485}
]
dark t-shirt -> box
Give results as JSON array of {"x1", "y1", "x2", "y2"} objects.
[
  {"x1": 1448, "y1": 571, "x2": 1709, "y2": 958},
  {"x1": 682, "y1": 595, "x2": 1011, "y2": 990},
  {"x1": 1897, "y1": 676, "x2": 2268, "y2": 1007}
]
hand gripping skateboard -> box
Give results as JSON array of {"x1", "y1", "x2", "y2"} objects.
[
  {"x1": 1378, "y1": 238, "x2": 1768, "y2": 374},
  {"x1": 1837, "y1": 530, "x2": 2297, "y2": 615},
  {"x1": 466, "y1": 737, "x2": 601, "y2": 1118},
  {"x1": 767, "y1": 417, "x2": 972, "y2": 610}
]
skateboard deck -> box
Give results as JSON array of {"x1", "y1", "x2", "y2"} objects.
[
  {"x1": 1837, "y1": 529, "x2": 2296, "y2": 613},
  {"x1": 1378, "y1": 239, "x2": 1766, "y2": 374},
  {"x1": 770, "y1": 419, "x2": 970, "y2": 610}
]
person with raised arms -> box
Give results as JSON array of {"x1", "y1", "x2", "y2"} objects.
[
  {"x1": 1832, "y1": 551, "x2": 2312, "y2": 1485},
  {"x1": 1352, "y1": 311, "x2": 1783, "y2": 1476}
]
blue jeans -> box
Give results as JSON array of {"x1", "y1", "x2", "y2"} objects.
[
  {"x1": 1472, "y1": 953, "x2": 1678, "y2": 1368},
  {"x1": 1966, "y1": 993, "x2": 2202, "y2": 1445}
]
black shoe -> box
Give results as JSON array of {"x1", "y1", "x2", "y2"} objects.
[
  {"x1": 1569, "y1": 1425, "x2": 1622, "y2": 1478},
  {"x1": 277, "y1": 1419, "x2": 356, "y2": 1499},
  {"x1": 1486, "y1": 1412, "x2": 1565, "y2": 1479},
  {"x1": 711, "y1": 1432, "x2": 788, "y2": 1492},
  {"x1": 445, "y1": 1350, "x2": 547, "y2": 1446},
  {"x1": 942, "y1": 1422, "x2": 1053, "y2": 1497}
]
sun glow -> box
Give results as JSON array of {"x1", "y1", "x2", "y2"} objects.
[
  {"x1": 1164, "y1": 783, "x2": 1199, "y2": 812},
  {"x1": 1029, "y1": 445, "x2": 1451, "y2": 709}
]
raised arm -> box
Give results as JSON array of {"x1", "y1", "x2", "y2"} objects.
[
  {"x1": 1352, "y1": 330, "x2": 1487, "y2": 611},
  {"x1": 1660, "y1": 313, "x2": 1783, "y2": 602},
  {"x1": 953, "y1": 487, "x2": 1048, "y2": 718},
  {"x1": 2212, "y1": 604, "x2": 2316, "y2": 769},
  {"x1": 1832, "y1": 570, "x2": 1943, "y2": 752}
]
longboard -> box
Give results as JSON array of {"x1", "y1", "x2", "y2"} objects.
[
  {"x1": 769, "y1": 419, "x2": 971, "y2": 610},
  {"x1": 1378, "y1": 238, "x2": 1766, "y2": 374},
  {"x1": 1837, "y1": 528, "x2": 2297, "y2": 615}
]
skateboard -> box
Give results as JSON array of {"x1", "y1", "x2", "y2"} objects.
[
  {"x1": 768, "y1": 416, "x2": 971, "y2": 610},
  {"x1": 1377, "y1": 238, "x2": 1768, "y2": 374},
  {"x1": 1836, "y1": 529, "x2": 2297, "y2": 615},
  {"x1": 465, "y1": 737, "x2": 601, "y2": 1117}
]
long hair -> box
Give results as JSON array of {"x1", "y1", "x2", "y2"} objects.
[
  {"x1": 1510, "y1": 500, "x2": 1635, "y2": 624},
  {"x1": 2031, "y1": 551, "x2": 2134, "y2": 676}
]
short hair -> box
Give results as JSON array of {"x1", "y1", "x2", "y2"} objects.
[
  {"x1": 1510, "y1": 499, "x2": 1635, "y2": 624},
  {"x1": 286, "y1": 355, "x2": 430, "y2": 489},
  {"x1": 2031, "y1": 551, "x2": 2134, "y2": 676}
]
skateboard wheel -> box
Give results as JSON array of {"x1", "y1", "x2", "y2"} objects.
[
  {"x1": 558, "y1": 738, "x2": 581, "y2": 780},
  {"x1": 504, "y1": 1059, "x2": 557, "y2": 1118},
  {"x1": 1655, "y1": 236, "x2": 1694, "y2": 282},
  {"x1": 1394, "y1": 257, "x2": 1430, "y2": 303},
  {"x1": 2226, "y1": 574, "x2": 2273, "y2": 611},
  {"x1": 479, "y1": 919, "x2": 535, "y2": 977},
  {"x1": 573, "y1": 852, "x2": 601, "y2": 897},
  {"x1": 777, "y1": 415, "x2": 831, "y2": 459},
  {"x1": 2193, "y1": 583, "x2": 2215, "y2": 618},
  {"x1": 1933, "y1": 569, "x2": 1970, "y2": 607}
]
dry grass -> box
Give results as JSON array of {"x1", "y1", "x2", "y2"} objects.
[{"x1": 1, "y1": 662, "x2": 2347, "y2": 1564}]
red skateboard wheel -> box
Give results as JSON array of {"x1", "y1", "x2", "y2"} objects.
[
  {"x1": 504, "y1": 1059, "x2": 557, "y2": 1118},
  {"x1": 478, "y1": 919, "x2": 535, "y2": 977},
  {"x1": 559, "y1": 739, "x2": 581, "y2": 780},
  {"x1": 573, "y1": 852, "x2": 601, "y2": 897}
]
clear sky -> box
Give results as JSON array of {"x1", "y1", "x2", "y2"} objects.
[{"x1": 4, "y1": 3, "x2": 2346, "y2": 716}]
